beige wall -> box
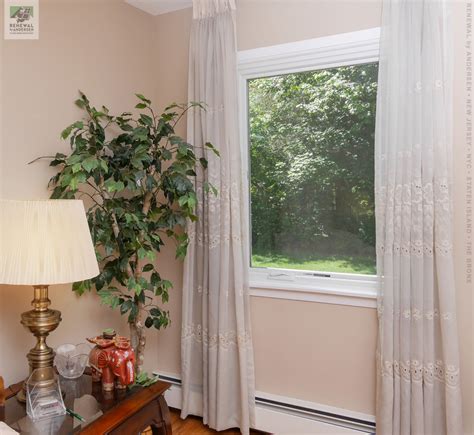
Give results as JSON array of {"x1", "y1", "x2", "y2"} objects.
[
  {"x1": 0, "y1": 0, "x2": 159, "y2": 384},
  {"x1": 236, "y1": 0, "x2": 382, "y2": 50}
]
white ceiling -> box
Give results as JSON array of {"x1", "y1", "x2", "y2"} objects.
[{"x1": 125, "y1": 0, "x2": 192, "y2": 16}]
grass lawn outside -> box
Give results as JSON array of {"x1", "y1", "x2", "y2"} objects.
[{"x1": 251, "y1": 252, "x2": 376, "y2": 275}]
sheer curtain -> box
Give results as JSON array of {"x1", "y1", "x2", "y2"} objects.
[
  {"x1": 180, "y1": 0, "x2": 256, "y2": 433},
  {"x1": 375, "y1": 1, "x2": 463, "y2": 434}
]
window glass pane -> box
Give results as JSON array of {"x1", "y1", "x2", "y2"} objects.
[{"x1": 248, "y1": 63, "x2": 378, "y2": 275}]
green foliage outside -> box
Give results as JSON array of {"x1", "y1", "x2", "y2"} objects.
[
  {"x1": 249, "y1": 63, "x2": 378, "y2": 275},
  {"x1": 252, "y1": 253, "x2": 376, "y2": 275}
]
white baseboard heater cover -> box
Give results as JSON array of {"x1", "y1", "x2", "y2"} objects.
[{"x1": 155, "y1": 373, "x2": 376, "y2": 435}]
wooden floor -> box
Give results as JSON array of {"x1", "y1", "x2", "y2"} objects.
[
  {"x1": 169, "y1": 409, "x2": 267, "y2": 434},
  {"x1": 142, "y1": 408, "x2": 267, "y2": 434}
]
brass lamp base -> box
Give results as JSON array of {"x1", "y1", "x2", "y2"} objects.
[{"x1": 17, "y1": 285, "x2": 62, "y2": 402}]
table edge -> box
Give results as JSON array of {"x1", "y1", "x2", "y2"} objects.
[{"x1": 78, "y1": 380, "x2": 171, "y2": 434}]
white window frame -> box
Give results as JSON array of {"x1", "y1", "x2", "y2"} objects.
[{"x1": 238, "y1": 27, "x2": 380, "y2": 309}]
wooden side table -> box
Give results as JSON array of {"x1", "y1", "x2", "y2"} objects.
[
  {"x1": 79, "y1": 381, "x2": 171, "y2": 435},
  {"x1": 1, "y1": 374, "x2": 172, "y2": 434}
]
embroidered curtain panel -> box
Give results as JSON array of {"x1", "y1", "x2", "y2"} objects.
[
  {"x1": 375, "y1": 1, "x2": 463, "y2": 434},
  {"x1": 180, "y1": 0, "x2": 256, "y2": 433}
]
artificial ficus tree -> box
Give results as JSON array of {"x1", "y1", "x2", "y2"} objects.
[{"x1": 47, "y1": 92, "x2": 218, "y2": 373}]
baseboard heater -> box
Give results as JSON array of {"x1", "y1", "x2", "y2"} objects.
[
  {"x1": 157, "y1": 373, "x2": 182, "y2": 385},
  {"x1": 155, "y1": 373, "x2": 376, "y2": 434}
]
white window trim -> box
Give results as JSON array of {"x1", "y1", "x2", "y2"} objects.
[{"x1": 238, "y1": 27, "x2": 380, "y2": 309}]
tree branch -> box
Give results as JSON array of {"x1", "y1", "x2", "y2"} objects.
[
  {"x1": 78, "y1": 191, "x2": 106, "y2": 211},
  {"x1": 27, "y1": 155, "x2": 55, "y2": 165}
]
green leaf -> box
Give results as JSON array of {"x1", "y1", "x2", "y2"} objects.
[
  {"x1": 98, "y1": 289, "x2": 120, "y2": 308},
  {"x1": 110, "y1": 296, "x2": 121, "y2": 309},
  {"x1": 50, "y1": 186, "x2": 64, "y2": 199},
  {"x1": 178, "y1": 196, "x2": 188, "y2": 207},
  {"x1": 67, "y1": 154, "x2": 83, "y2": 165},
  {"x1": 78, "y1": 91, "x2": 89, "y2": 104},
  {"x1": 50, "y1": 159, "x2": 64, "y2": 168},
  {"x1": 69, "y1": 177, "x2": 79, "y2": 191},
  {"x1": 135, "y1": 94, "x2": 151, "y2": 104},
  {"x1": 127, "y1": 276, "x2": 136, "y2": 289},
  {"x1": 135, "y1": 103, "x2": 147, "y2": 109},
  {"x1": 203, "y1": 181, "x2": 218, "y2": 196},
  {"x1": 153, "y1": 317, "x2": 162, "y2": 329},
  {"x1": 82, "y1": 156, "x2": 99, "y2": 172},
  {"x1": 150, "y1": 307, "x2": 161, "y2": 317},
  {"x1": 61, "y1": 126, "x2": 73, "y2": 140},
  {"x1": 205, "y1": 142, "x2": 220, "y2": 156},
  {"x1": 72, "y1": 280, "x2": 90, "y2": 296},
  {"x1": 72, "y1": 163, "x2": 82, "y2": 174},
  {"x1": 139, "y1": 114, "x2": 153, "y2": 126},
  {"x1": 187, "y1": 192, "x2": 197, "y2": 209},
  {"x1": 145, "y1": 175, "x2": 156, "y2": 190},
  {"x1": 162, "y1": 280, "x2": 172, "y2": 290},
  {"x1": 128, "y1": 303, "x2": 139, "y2": 322},
  {"x1": 127, "y1": 276, "x2": 142, "y2": 295},
  {"x1": 132, "y1": 127, "x2": 149, "y2": 141},
  {"x1": 120, "y1": 300, "x2": 132, "y2": 315},
  {"x1": 145, "y1": 317, "x2": 154, "y2": 328},
  {"x1": 75, "y1": 99, "x2": 86, "y2": 108},
  {"x1": 104, "y1": 179, "x2": 125, "y2": 193},
  {"x1": 164, "y1": 102, "x2": 179, "y2": 111},
  {"x1": 151, "y1": 272, "x2": 161, "y2": 287},
  {"x1": 99, "y1": 160, "x2": 109, "y2": 173},
  {"x1": 120, "y1": 123, "x2": 134, "y2": 131},
  {"x1": 142, "y1": 264, "x2": 154, "y2": 272}
]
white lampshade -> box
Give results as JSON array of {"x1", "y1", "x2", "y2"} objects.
[{"x1": 0, "y1": 199, "x2": 99, "y2": 285}]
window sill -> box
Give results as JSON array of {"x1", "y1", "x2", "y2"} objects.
[{"x1": 249, "y1": 268, "x2": 378, "y2": 308}]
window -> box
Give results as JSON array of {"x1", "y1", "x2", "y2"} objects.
[
  {"x1": 249, "y1": 63, "x2": 378, "y2": 275},
  {"x1": 238, "y1": 28, "x2": 380, "y2": 307}
]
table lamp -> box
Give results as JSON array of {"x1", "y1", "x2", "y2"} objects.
[{"x1": 0, "y1": 200, "x2": 99, "y2": 401}]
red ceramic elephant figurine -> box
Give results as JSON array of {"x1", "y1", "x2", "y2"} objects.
[{"x1": 88, "y1": 334, "x2": 135, "y2": 391}]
